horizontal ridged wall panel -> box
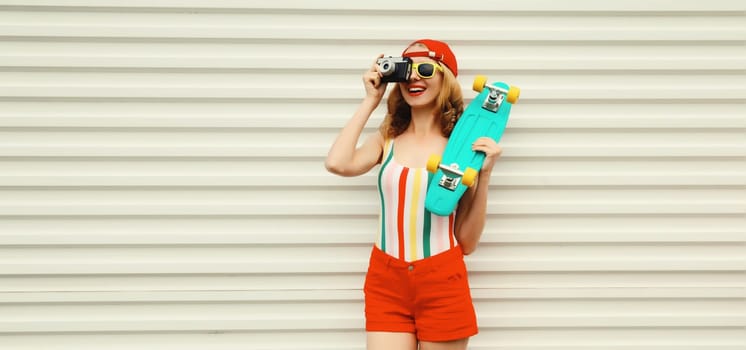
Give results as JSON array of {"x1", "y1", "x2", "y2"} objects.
[{"x1": 0, "y1": 1, "x2": 744, "y2": 349}]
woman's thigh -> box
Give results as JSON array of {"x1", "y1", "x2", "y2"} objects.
[
  {"x1": 366, "y1": 331, "x2": 417, "y2": 350},
  {"x1": 419, "y1": 337, "x2": 469, "y2": 350}
]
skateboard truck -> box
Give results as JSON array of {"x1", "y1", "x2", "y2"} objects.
[
  {"x1": 482, "y1": 84, "x2": 509, "y2": 113},
  {"x1": 437, "y1": 163, "x2": 463, "y2": 191}
]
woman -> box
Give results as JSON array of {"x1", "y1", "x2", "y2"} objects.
[{"x1": 325, "y1": 39, "x2": 501, "y2": 350}]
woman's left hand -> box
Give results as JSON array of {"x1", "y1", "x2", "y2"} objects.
[{"x1": 472, "y1": 137, "x2": 502, "y2": 172}]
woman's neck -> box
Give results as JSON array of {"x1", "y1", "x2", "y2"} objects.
[{"x1": 407, "y1": 107, "x2": 440, "y2": 138}]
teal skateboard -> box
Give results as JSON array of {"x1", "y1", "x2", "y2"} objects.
[{"x1": 425, "y1": 76, "x2": 520, "y2": 216}]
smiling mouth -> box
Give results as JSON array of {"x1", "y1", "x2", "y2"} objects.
[{"x1": 408, "y1": 87, "x2": 426, "y2": 96}]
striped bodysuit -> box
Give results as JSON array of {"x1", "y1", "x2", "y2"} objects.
[{"x1": 376, "y1": 139, "x2": 458, "y2": 262}]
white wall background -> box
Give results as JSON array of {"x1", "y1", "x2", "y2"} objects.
[{"x1": 0, "y1": 1, "x2": 744, "y2": 349}]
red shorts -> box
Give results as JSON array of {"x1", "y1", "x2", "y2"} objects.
[{"x1": 363, "y1": 245, "x2": 478, "y2": 342}]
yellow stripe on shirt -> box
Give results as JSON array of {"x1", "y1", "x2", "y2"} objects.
[{"x1": 408, "y1": 169, "x2": 423, "y2": 261}]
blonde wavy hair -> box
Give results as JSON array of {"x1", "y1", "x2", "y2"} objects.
[{"x1": 379, "y1": 63, "x2": 464, "y2": 138}]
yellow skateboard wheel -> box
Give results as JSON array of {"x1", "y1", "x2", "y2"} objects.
[
  {"x1": 462, "y1": 167, "x2": 478, "y2": 187},
  {"x1": 507, "y1": 86, "x2": 521, "y2": 104},
  {"x1": 426, "y1": 154, "x2": 441, "y2": 173},
  {"x1": 473, "y1": 75, "x2": 488, "y2": 93}
]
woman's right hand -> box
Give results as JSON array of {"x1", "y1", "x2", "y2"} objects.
[{"x1": 363, "y1": 54, "x2": 387, "y2": 101}]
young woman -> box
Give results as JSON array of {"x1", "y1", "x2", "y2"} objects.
[{"x1": 325, "y1": 39, "x2": 501, "y2": 350}]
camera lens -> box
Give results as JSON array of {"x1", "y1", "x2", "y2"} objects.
[{"x1": 378, "y1": 58, "x2": 395, "y2": 76}]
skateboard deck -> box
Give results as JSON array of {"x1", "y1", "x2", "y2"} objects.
[{"x1": 424, "y1": 76, "x2": 519, "y2": 216}]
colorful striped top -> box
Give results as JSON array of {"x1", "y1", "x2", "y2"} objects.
[{"x1": 376, "y1": 139, "x2": 457, "y2": 262}]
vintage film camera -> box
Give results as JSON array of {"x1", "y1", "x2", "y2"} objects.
[{"x1": 376, "y1": 56, "x2": 412, "y2": 83}]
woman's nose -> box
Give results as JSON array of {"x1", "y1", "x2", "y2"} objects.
[{"x1": 409, "y1": 69, "x2": 421, "y2": 82}]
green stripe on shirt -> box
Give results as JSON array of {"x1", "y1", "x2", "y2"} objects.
[
  {"x1": 423, "y1": 171, "x2": 433, "y2": 257},
  {"x1": 377, "y1": 143, "x2": 394, "y2": 252}
]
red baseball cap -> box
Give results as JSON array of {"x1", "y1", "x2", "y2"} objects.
[{"x1": 402, "y1": 39, "x2": 458, "y2": 77}]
